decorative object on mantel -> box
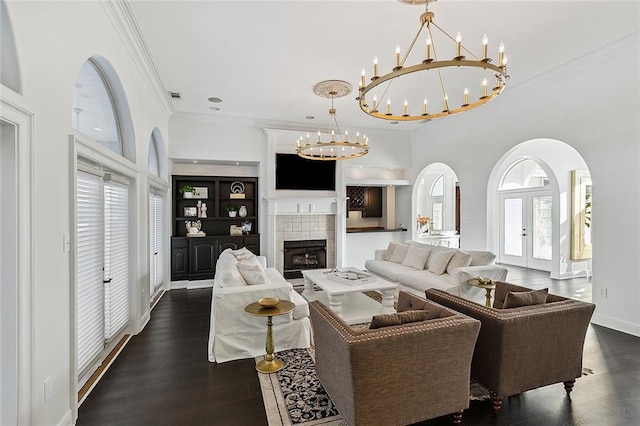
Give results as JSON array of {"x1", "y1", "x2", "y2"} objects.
[
  {"x1": 179, "y1": 185, "x2": 195, "y2": 199},
  {"x1": 185, "y1": 220, "x2": 205, "y2": 237},
  {"x1": 238, "y1": 205, "x2": 247, "y2": 218},
  {"x1": 230, "y1": 225, "x2": 243, "y2": 236},
  {"x1": 229, "y1": 181, "x2": 246, "y2": 199},
  {"x1": 296, "y1": 80, "x2": 369, "y2": 161},
  {"x1": 225, "y1": 203, "x2": 239, "y2": 217},
  {"x1": 357, "y1": 0, "x2": 509, "y2": 122}
]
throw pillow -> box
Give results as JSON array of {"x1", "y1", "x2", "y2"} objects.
[
  {"x1": 427, "y1": 250, "x2": 456, "y2": 275},
  {"x1": 397, "y1": 310, "x2": 430, "y2": 324},
  {"x1": 231, "y1": 247, "x2": 254, "y2": 261},
  {"x1": 389, "y1": 243, "x2": 410, "y2": 264},
  {"x1": 446, "y1": 250, "x2": 473, "y2": 275},
  {"x1": 382, "y1": 242, "x2": 397, "y2": 261},
  {"x1": 237, "y1": 261, "x2": 268, "y2": 285},
  {"x1": 402, "y1": 246, "x2": 431, "y2": 270},
  {"x1": 503, "y1": 288, "x2": 549, "y2": 308},
  {"x1": 220, "y1": 270, "x2": 247, "y2": 287},
  {"x1": 369, "y1": 310, "x2": 429, "y2": 329}
]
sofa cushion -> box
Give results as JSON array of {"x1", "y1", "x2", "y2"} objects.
[
  {"x1": 446, "y1": 250, "x2": 473, "y2": 275},
  {"x1": 428, "y1": 250, "x2": 455, "y2": 275},
  {"x1": 467, "y1": 250, "x2": 496, "y2": 266},
  {"x1": 397, "y1": 269, "x2": 458, "y2": 293},
  {"x1": 215, "y1": 252, "x2": 247, "y2": 288},
  {"x1": 237, "y1": 261, "x2": 268, "y2": 285},
  {"x1": 365, "y1": 259, "x2": 415, "y2": 282},
  {"x1": 389, "y1": 243, "x2": 410, "y2": 264},
  {"x1": 230, "y1": 247, "x2": 254, "y2": 261},
  {"x1": 503, "y1": 288, "x2": 549, "y2": 308},
  {"x1": 369, "y1": 310, "x2": 429, "y2": 329},
  {"x1": 402, "y1": 246, "x2": 431, "y2": 270},
  {"x1": 382, "y1": 242, "x2": 397, "y2": 261}
]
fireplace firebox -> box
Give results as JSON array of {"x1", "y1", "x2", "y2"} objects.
[{"x1": 283, "y1": 239, "x2": 327, "y2": 279}]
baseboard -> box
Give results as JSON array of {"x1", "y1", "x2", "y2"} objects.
[
  {"x1": 57, "y1": 409, "x2": 73, "y2": 426},
  {"x1": 591, "y1": 314, "x2": 640, "y2": 337},
  {"x1": 140, "y1": 311, "x2": 150, "y2": 331},
  {"x1": 171, "y1": 279, "x2": 214, "y2": 290}
]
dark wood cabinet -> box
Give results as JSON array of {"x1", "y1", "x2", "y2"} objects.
[
  {"x1": 171, "y1": 175, "x2": 260, "y2": 281},
  {"x1": 347, "y1": 186, "x2": 383, "y2": 218}
]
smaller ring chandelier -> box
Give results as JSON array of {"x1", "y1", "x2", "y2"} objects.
[
  {"x1": 357, "y1": 0, "x2": 509, "y2": 122},
  {"x1": 296, "y1": 80, "x2": 369, "y2": 161}
]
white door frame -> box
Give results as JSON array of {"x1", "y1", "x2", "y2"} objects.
[
  {"x1": 499, "y1": 189, "x2": 553, "y2": 271},
  {"x1": 1, "y1": 95, "x2": 35, "y2": 425}
]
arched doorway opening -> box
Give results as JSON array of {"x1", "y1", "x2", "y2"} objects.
[
  {"x1": 413, "y1": 163, "x2": 460, "y2": 246},
  {"x1": 488, "y1": 139, "x2": 591, "y2": 279}
]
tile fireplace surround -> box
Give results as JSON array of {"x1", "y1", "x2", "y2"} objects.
[{"x1": 275, "y1": 215, "x2": 336, "y2": 272}]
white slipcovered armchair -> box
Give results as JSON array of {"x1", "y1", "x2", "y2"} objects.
[{"x1": 208, "y1": 249, "x2": 311, "y2": 363}]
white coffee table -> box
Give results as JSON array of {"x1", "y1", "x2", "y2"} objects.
[{"x1": 302, "y1": 269, "x2": 397, "y2": 324}]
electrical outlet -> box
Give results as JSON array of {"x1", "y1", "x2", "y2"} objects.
[{"x1": 44, "y1": 377, "x2": 52, "y2": 402}]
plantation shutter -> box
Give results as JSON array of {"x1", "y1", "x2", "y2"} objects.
[
  {"x1": 149, "y1": 192, "x2": 165, "y2": 295},
  {"x1": 76, "y1": 170, "x2": 104, "y2": 377},
  {"x1": 103, "y1": 179, "x2": 129, "y2": 340}
]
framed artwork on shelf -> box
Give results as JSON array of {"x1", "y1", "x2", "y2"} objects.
[
  {"x1": 184, "y1": 207, "x2": 198, "y2": 217},
  {"x1": 193, "y1": 186, "x2": 208, "y2": 199},
  {"x1": 570, "y1": 170, "x2": 592, "y2": 260}
]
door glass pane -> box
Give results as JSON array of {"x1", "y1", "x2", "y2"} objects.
[
  {"x1": 432, "y1": 201, "x2": 443, "y2": 231},
  {"x1": 504, "y1": 198, "x2": 523, "y2": 256},
  {"x1": 532, "y1": 195, "x2": 552, "y2": 260}
]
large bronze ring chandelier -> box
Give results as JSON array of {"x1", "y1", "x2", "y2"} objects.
[{"x1": 357, "y1": 0, "x2": 509, "y2": 122}]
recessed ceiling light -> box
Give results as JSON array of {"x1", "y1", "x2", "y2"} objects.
[
  {"x1": 235, "y1": 162, "x2": 239, "y2": 165},
  {"x1": 208, "y1": 97, "x2": 223, "y2": 103},
  {"x1": 209, "y1": 106, "x2": 220, "y2": 111},
  {"x1": 390, "y1": 121, "x2": 399, "y2": 125},
  {"x1": 193, "y1": 160, "x2": 197, "y2": 163},
  {"x1": 305, "y1": 116, "x2": 314, "y2": 120},
  {"x1": 94, "y1": 127, "x2": 102, "y2": 131}
]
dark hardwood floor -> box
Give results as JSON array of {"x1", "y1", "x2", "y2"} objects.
[{"x1": 78, "y1": 267, "x2": 639, "y2": 426}]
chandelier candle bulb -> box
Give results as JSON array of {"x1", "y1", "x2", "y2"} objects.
[
  {"x1": 455, "y1": 32, "x2": 462, "y2": 58},
  {"x1": 482, "y1": 34, "x2": 489, "y2": 60},
  {"x1": 463, "y1": 88, "x2": 469, "y2": 106},
  {"x1": 360, "y1": 68, "x2": 366, "y2": 88},
  {"x1": 317, "y1": 131, "x2": 321, "y2": 142},
  {"x1": 499, "y1": 42, "x2": 505, "y2": 67},
  {"x1": 482, "y1": 78, "x2": 488, "y2": 97},
  {"x1": 403, "y1": 99, "x2": 409, "y2": 116},
  {"x1": 372, "y1": 95, "x2": 378, "y2": 111},
  {"x1": 395, "y1": 44, "x2": 401, "y2": 67},
  {"x1": 426, "y1": 36, "x2": 432, "y2": 60},
  {"x1": 373, "y1": 56, "x2": 379, "y2": 78},
  {"x1": 423, "y1": 98, "x2": 428, "y2": 114},
  {"x1": 443, "y1": 94, "x2": 449, "y2": 112},
  {"x1": 386, "y1": 98, "x2": 392, "y2": 115},
  {"x1": 306, "y1": 133, "x2": 310, "y2": 144}
]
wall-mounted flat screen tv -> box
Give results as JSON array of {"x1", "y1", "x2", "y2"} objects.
[{"x1": 275, "y1": 153, "x2": 336, "y2": 191}]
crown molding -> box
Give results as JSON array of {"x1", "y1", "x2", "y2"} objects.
[{"x1": 100, "y1": 0, "x2": 174, "y2": 117}]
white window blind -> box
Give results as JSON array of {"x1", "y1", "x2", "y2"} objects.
[
  {"x1": 149, "y1": 192, "x2": 165, "y2": 296},
  {"x1": 76, "y1": 171, "x2": 104, "y2": 377},
  {"x1": 103, "y1": 180, "x2": 129, "y2": 341}
]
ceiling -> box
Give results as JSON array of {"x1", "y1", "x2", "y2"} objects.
[{"x1": 128, "y1": 1, "x2": 637, "y2": 133}]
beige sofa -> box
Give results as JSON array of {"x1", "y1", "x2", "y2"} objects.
[
  {"x1": 365, "y1": 240, "x2": 508, "y2": 303},
  {"x1": 309, "y1": 292, "x2": 481, "y2": 426},
  {"x1": 207, "y1": 248, "x2": 311, "y2": 363}
]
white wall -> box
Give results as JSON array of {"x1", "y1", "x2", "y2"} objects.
[
  {"x1": 408, "y1": 34, "x2": 640, "y2": 335},
  {"x1": 5, "y1": 1, "x2": 171, "y2": 424}
]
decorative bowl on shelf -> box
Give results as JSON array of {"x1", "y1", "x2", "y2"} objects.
[{"x1": 258, "y1": 297, "x2": 280, "y2": 307}]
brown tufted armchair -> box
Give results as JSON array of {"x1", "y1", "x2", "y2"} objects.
[
  {"x1": 309, "y1": 291, "x2": 481, "y2": 426},
  {"x1": 426, "y1": 282, "x2": 595, "y2": 413}
]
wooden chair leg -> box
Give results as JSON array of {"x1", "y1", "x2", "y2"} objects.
[
  {"x1": 564, "y1": 379, "x2": 576, "y2": 394},
  {"x1": 490, "y1": 394, "x2": 504, "y2": 413},
  {"x1": 451, "y1": 410, "x2": 463, "y2": 425}
]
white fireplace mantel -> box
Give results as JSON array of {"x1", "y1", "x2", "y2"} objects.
[{"x1": 264, "y1": 196, "x2": 346, "y2": 215}]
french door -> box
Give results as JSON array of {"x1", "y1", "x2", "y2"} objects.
[
  {"x1": 499, "y1": 190, "x2": 552, "y2": 271},
  {"x1": 76, "y1": 169, "x2": 130, "y2": 380}
]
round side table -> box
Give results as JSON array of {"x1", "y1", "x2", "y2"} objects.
[
  {"x1": 467, "y1": 279, "x2": 496, "y2": 308},
  {"x1": 244, "y1": 300, "x2": 295, "y2": 374}
]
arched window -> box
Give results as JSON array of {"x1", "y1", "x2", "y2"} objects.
[
  {"x1": 148, "y1": 128, "x2": 166, "y2": 179},
  {"x1": 71, "y1": 57, "x2": 135, "y2": 161},
  {"x1": 500, "y1": 159, "x2": 549, "y2": 190}
]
